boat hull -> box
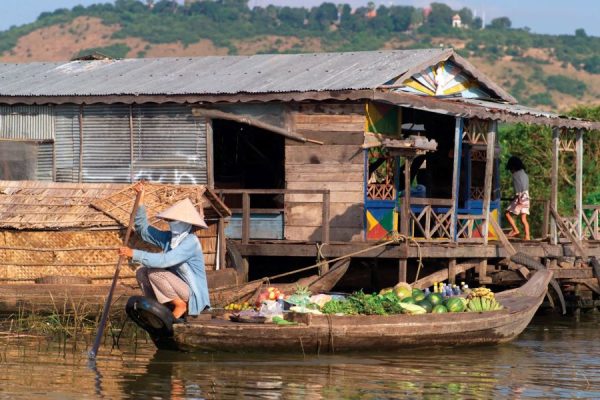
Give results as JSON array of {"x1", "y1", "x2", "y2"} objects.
[{"x1": 169, "y1": 270, "x2": 552, "y2": 353}]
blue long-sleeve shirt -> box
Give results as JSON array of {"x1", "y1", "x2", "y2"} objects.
[{"x1": 131, "y1": 205, "x2": 210, "y2": 315}]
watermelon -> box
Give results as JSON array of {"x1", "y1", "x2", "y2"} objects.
[
  {"x1": 416, "y1": 299, "x2": 433, "y2": 313},
  {"x1": 432, "y1": 304, "x2": 448, "y2": 313},
  {"x1": 400, "y1": 296, "x2": 416, "y2": 304},
  {"x1": 393, "y1": 282, "x2": 412, "y2": 299},
  {"x1": 412, "y1": 288, "x2": 425, "y2": 301},
  {"x1": 427, "y1": 293, "x2": 443, "y2": 306},
  {"x1": 394, "y1": 287, "x2": 412, "y2": 300},
  {"x1": 444, "y1": 297, "x2": 465, "y2": 312}
]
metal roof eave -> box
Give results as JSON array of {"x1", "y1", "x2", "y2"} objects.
[
  {"x1": 374, "y1": 91, "x2": 600, "y2": 131},
  {"x1": 0, "y1": 89, "x2": 596, "y2": 131}
]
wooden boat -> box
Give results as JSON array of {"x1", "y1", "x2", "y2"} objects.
[
  {"x1": 0, "y1": 259, "x2": 350, "y2": 316},
  {"x1": 148, "y1": 269, "x2": 553, "y2": 352}
]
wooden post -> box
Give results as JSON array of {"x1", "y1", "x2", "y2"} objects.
[
  {"x1": 78, "y1": 105, "x2": 84, "y2": 183},
  {"x1": 400, "y1": 157, "x2": 412, "y2": 236},
  {"x1": 477, "y1": 259, "x2": 490, "y2": 284},
  {"x1": 448, "y1": 258, "x2": 457, "y2": 284},
  {"x1": 551, "y1": 127, "x2": 559, "y2": 245},
  {"x1": 399, "y1": 159, "x2": 409, "y2": 281},
  {"x1": 542, "y1": 200, "x2": 550, "y2": 239},
  {"x1": 575, "y1": 129, "x2": 583, "y2": 239},
  {"x1": 398, "y1": 258, "x2": 407, "y2": 283},
  {"x1": 321, "y1": 190, "x2": 330, "y2": 244},
  {"x1": 450, "y1": 117, "x2": 462, "y2": 241},
  {"x1": 129, "y1": 105, "x2": 134, "y2": 183},
  {"x1": 481, "y1": 121, "x2": 496, "y2": 244},
  {"x1": 242, "y1": 192, "x2": 250, "y2": 245},
  {"x1": 218, "y1": 217, "x2": 226, "y2": 271},
  {"x1": 206, "y1": 119, "x2": 214, "y2": 189}
]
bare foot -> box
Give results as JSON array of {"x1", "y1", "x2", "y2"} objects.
[{"x1": 507, "y1": 230, "x2": 520, "y2": 238}]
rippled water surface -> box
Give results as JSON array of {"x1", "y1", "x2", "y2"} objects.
[{"x1": 1, "y1": 314, "x2": 599, "y2": 399}]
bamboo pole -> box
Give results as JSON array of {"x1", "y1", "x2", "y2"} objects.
[{"x1": 88, "y1": 189, "x2": 142, "y2": 360}]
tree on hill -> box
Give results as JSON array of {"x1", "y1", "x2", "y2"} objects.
[{"x1": 488, "y1": 17, "x2": 512, "y2": 30}]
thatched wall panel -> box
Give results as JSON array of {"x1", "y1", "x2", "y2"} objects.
[{"x1": 0, "y1": 227, "x2": 218, "y2": 282}]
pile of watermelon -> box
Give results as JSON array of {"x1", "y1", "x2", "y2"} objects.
[{"x1": 383, "y1": 284, "x2": 466, "y2": 314}]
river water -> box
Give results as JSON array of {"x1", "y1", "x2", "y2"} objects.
[{"x1": 0, "y1": 313, "x2": 599, "y2": 399}]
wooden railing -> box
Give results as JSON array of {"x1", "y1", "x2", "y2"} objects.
[
  {"x1": 216, "y1": 189, "x2": 330, "y2": 244},
  {"x1": 400, "y1": 197, "x2": 498, "y2": 243},
  {"x1": 400, "y1": 197, "x2": 456, "y2": 241},
  {"x1": 582, "y1": 205, "x2": 600, "y2": 240},
  {"x1": 558, "y1": 205, "x2": 600, "y2": 241}
]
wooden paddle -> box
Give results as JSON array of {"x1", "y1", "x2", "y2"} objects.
[{"x1": 89, "y1": 188, "x2": 143, "y2": 359}]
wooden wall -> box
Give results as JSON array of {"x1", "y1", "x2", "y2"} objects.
[{"x1": 285, "y1": 103, "x2": 365, "y2": 242}]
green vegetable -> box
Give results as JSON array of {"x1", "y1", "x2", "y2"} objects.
[
  {"x1": 411, "y1": 288, "x2": 426, "y2": 302},
  {"x1": 432, "y1": 305, "x2": 448, "y2": 313},
  {"x1": 444, "y1": 297, "x2": 466, "y2": 312},
  {"x1": 272, "y1": 316, "x2": 297, "y2": 325},
  {"x1": 399, "y1": 303, "x2": 427, "y2": 315},
  {"x1": 321, "y1": 299, "x2": 357, "y2": 315},
  {"x1": 427, "y1": 293, "x2": 443, "y2": 306},
  {"x1": 416, "y1": 299, "x2": 433, "y2": 313}
]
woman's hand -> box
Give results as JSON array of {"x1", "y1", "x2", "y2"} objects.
[
  {"x1": 119, "y1": 247, "x2": 134, "y2": 259},
  {"x1": 133, "y1": 181, "x2": 145, "y2": 204}
]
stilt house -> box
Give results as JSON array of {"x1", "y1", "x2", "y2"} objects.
[{"x1": 0, "y1": 49, "x2": 598, "y2": 286}]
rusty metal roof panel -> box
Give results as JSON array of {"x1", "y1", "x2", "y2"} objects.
[
  {"x1": 459, "y1": 98, "x2": 562, "y2": 118},
  {"x1": 0, "y1": 50, "x2": 450, "y2": 97}
]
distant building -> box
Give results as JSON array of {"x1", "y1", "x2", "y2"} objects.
[
  {"x1": 452, "y1": 14, "x2": 462, "y2": 28},
  {"x1": 423, "y1": 6, "x2": 432, "y2": 19},
  {"x1": 365, "y1": 2, "x2": 377, "y2": 19}
]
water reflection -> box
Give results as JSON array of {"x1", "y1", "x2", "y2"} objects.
[{"x1": 0, "y1": 314, "x2": 599, "y2": 399}]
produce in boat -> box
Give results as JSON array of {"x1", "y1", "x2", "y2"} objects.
[
  {"x1": 224, "y1": 302, "x2": 251, "y2": 311},
  {"x1": 393, "y1": 282, "x2": 412, "y2": 299},
  {"x1": 432, "y1": 304, "x2": 448, "y2": 313},
  {"x1": 379, "y1": 287, "x2": 393, "y2": 295},
  {"x1": 400, "y1": 296, "x2": 416, "y2": 304},
  {"x1": 255, "y1": 286, "x2": 284, "y2": 307},
  {"x1": 416, "y1": 299, "x2": 433, "y2": 313},
  {"x1": 427, "y1": 293, "x2": 443, "y2": 306},
  {"x1": 466, "y1": 287, "x2": 503, "y2": 312},
  {"x1": 399, "y1": 302, "x2": 427, "y2": 315},
  {"x1": 412, "y1": 288, "x2": 426, "y2": 302},
  {"x1": 444, "y1": 297, "x2": 465, "y2": 313}
]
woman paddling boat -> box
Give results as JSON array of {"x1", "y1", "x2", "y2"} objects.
[{"x1": 119, "y1": 183, "x2": 211, "y2": 321}]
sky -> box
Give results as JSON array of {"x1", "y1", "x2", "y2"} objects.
[{"x1": 1, "y1": 0, "x2": 598, "y2": 37}]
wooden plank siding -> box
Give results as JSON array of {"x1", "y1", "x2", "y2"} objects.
[{"x1": 285, "y1": 104, "x2": 366, "y2": 242}]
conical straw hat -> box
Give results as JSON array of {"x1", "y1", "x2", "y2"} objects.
[{"x1": 157, "y1": 198, "x2": 208, "y2": 229}]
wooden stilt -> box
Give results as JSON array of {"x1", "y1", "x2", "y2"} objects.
[
  {"x1": 399, "y1": 259, "x2": 407, "y2": 283},
  {"x1": 448, "y1": 258, "x2": 457, "y2": 284},
  {"x1": 481, "y1": 121, "x2": 496, "y2": 243},
  {"x1": 575, "y1": 129, "x2": 583, "y2": 239},
  {"x1": 550, "y1": 128, "x2": 559, "y2": 245}
]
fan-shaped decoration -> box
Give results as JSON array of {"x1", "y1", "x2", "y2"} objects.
[{"x1": 398, "y1": 60, "x2": 492, "y2": 99}]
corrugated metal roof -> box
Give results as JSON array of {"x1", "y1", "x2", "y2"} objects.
[
  {"x1": 0, "y1": 49, "x2": 450, "y2": 97},
  {"x1": 374, "y1": 92, "x2": 600, "y2": 130}
]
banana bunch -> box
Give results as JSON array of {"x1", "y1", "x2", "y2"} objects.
[
  {"x1": 468, "y1": 287, "x2": 495, "y2": 300},
  {"x1": 466, "y1": 296, "x2": 503, "y2": 312}
]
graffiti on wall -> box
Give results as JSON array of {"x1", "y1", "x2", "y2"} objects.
[{"x1": 133, "y1": 169, "x2": 199, "y2": 185}]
